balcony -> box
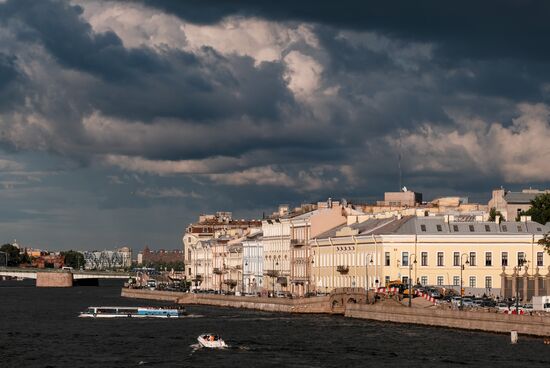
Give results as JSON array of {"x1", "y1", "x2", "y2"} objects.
[
  {"x1": 291, "y1": 239, "x2": 305, "y2": 246},
  {"x1": 336, "y1": 265, "x2": 349, "y2": 274},
  {"x1": 223, "y1": 279, "x2": 238, "y2": 287},
  {"x1": 265, "y1": 269, "x2": 279, "y2": 278},
  {"x1": 191, "y1": 274, "x2": 203, "y2": 282},
  {"x1": 213, "y1": 268, "x2": 224, "y2": 275}
]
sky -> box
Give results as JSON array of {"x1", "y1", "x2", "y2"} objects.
[{"x1": 0, "y1": 0, "x2": 549, "y2": 251}]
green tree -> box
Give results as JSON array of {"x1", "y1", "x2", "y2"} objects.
[
  {"x1": 518, "y1": 193, "x2": 550, "y2": 224},
  {"x1": 61, "y1": 250, "x2": 85, "y2": 269},
  {"x1": 539, "y1": 233, "x2": 550, "y2": 255},
  {"x1": 488, "y1": 207, "x2": 503, "y2": 222},
  {"x1": 0, "y1": 243, "x2": 21, "y2": 266}
]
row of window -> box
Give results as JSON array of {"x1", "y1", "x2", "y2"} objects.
[
  {"x1": 392, "y1": 251, "x2": 543, "y2": 268},
  {"x1": 419, "y1": 224, "x2": 542, "y2": 233},
  {"x1": 390, "y1": 275, "x2": 493, "y2": 289}
]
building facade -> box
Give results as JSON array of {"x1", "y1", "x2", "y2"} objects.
[
  {"x1": 489, "y1": 187, "x2": 549, "y2": 221},
  {"x1": 242, "y1": 230, "x2": 263, "y2": 294},
  {"x1": 311, "y1": 215, "x2": 550, "y2": 299}
]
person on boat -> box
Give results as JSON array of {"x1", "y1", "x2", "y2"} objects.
[{"x1": 209, "y1": 335, "x2": 215, "y2": 342}]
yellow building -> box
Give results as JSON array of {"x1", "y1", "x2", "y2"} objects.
[{"x1": 311, "y1": 215, "x2": 550, "y2": 299}]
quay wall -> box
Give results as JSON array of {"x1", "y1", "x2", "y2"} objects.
[
  {"x1": 345, "y1": 304, "x2": 550, "y2": 337},
  {"x1": 121, "y1": 288, "x2": 330, "y2": 313},
  {"x1": 36, "y1": 272, "x2": 73, "y2": 287}
]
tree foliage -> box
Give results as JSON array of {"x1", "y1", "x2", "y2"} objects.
[
  {"x1": 488, "y1": 207, "x2": 503, "y2": 222},
  {"x1": 539, "y1": 233, "x2": 550, "y2": 256},
  {"x1": 60, "y1": 250, "x2": 85, "y2": 269},
  {"x1": 519, "y1": 193, "x2": 550, "y2": 224},
  {"x1": 0, "y1": 244, "x2": 21, "y2": 266}
]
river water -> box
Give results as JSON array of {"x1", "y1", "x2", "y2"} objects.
[{"x1": 1, "y1": 280, "x2": 549, "y2": 367}]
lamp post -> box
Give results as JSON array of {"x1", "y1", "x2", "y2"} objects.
[
  {"x1": 272, "y1": 258, "x2": 279, "y2": 297},
  {"x1": 365, "y1": 254, "x2": 373, "y2": 303},
  {"x1": 460, "y1": 253, "x2": 470, "y2": 310},
  {"x1": 515, "y1": 260, "x2": 526, "y2": 314},
  {"x1": 242, "y1": 261, "x2": 248, "y2": 295},
  {"x1": 408, "y1": 254, "x2": 417, "y2": 308}
]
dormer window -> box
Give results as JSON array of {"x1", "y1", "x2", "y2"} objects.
[
  {"x1": 484, "y1": 225, "x2": 490, "y2": 232},
  {"x1": 502, "y1": 225, "x2": 508, "y2": 232},
  {"x1": 469, "y1": 225, "x2": 475, "y2": 232},
  {"x1": 436, "y1": 225, "x2": 442, "y2": 232},
  {"x1": 420, "y1": 224, "x2": 427, "y2": 232},
  {"x1": 453, "y1": 225, "x2": 459, "y2": 232}
]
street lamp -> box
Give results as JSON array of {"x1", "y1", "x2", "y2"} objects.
[
  {"x1": 365, "y1": 254, "x2": 373, "y2": 303},
  {"x1": 515, "y1": 260, "x2": 527, "y2": 314},
  {"x1": 408, "y1": 254, "x2": 417, "y2": 307},
  {"x1": 242, "y1": 261, "x2": 248, "y2": 295},
  {"x1": 274, "y1": 260, "x2": 279, "y2": 296},
  {"x1": 460, "y1": 253, "x2": 470, "y2": 310}
]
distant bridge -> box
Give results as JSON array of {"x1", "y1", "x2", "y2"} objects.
[{"x1": 0, "y1": 267, "x2": 132, "y2": 287}]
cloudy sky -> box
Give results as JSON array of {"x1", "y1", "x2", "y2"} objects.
[{"x1": 0, "y1": 0, "x2": 549, "y2": 250}]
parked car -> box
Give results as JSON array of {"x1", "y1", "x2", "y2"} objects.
[
  {"x1": 461, "y1": 298, "x2": 474, "y2": 308},
  {"x1": 496, "y1": 302, "x2": 509, "y2": 312},
  {"x1": 522, "y1": 303, "x2": 534, "y2": 312}
]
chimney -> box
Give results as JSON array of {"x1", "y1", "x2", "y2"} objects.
[
  {"x1": 495, "y1": 215, "x2": 501, "y2": 224},
  {"x1": 444, "y1": 215, "x2": 449, "y2": 223}
]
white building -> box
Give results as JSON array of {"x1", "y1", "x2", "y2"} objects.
[{"x1": 242, "y1": 230, "x2": 263, "y2": 294}]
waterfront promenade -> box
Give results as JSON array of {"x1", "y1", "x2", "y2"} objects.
[{"x1": 122, "y1": 288, "x2": 550, "y2": 337}]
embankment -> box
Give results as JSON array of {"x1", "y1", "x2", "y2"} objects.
[
  {"x1": 121, "y1": 288, "x2": 330, "y2": 313},
  {"x1": 345, "y1": 303, "x2": 550, "y2": 337}
]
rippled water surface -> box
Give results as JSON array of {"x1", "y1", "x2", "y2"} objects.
[{"x1": 1, "y1": 281, "x2": 549, "y2": 367}]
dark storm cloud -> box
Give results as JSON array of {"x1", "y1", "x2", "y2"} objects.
[
  {"x1": 0, "y1": 53, "x2": 25, "y2": 112},
  {"x1": 0, "y1": 0, "x2": 294, "y2": 123},
  {"x1": 141, "y1": 0, "x2": 550, "y2": 62}
]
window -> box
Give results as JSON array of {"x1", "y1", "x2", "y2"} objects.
[
  {"x1": 421, "y1": 252, "x2": 428, "y2": 266},
  {"x1": 385, "y1": 252, "x2": 390, "y2": 266},
  {"x1": 537, "y1": 227, "x2": 542, "y2": 232},
  {"x1": 420, "y1": 276, "x2": 428, "y2": 286},
  {"x1": 537, "y1": 252, "x2": 544, "y2": 267},
  {"x1": 436, "y1": 224, "x2": 442, "y2": 232},
  {"x1": 402, "y1": 252, "x2": 409, "y2": 267},
  {"x1": 402, "y1": 276, "x2": 409, "y2": 285},
  {"x1": 469, "y1": 276, "x2": 476, "y2": 288},
  {"x1": 453, "y1": 276, "x2": 460, "y2": 286},
  {"x1": 484, "y1": 224, "x2": 490, "y2": 232},
  {"x1": 437, "y1": 252, "x2": 444, "y2": 266},
  {"x1": 501, "y1": 252, "x2": 508, "y2": 267},
  {"x1": 437, "y1": 276, "x2": 444, "y2": 286},
  {"x1": 517, "y1": 225, "x2": 523, "y2": 232},
  {"x1": 385, "y1": 276, "x2": 390, "y2": 286},
  {"x1": 453, "y1": 224, "x2": 459, "y2": 232},
  {"x1": 485, "y1": 252, "x2": 492, "y2": 267},
  {"x1": 420, "y1": 224, "x2": 427, "y2": 232},
  {"x1": 469, "y1": 225, "x2": 475, "y2": 232},
  {"x1": 485, "y1": 276, "x2": 492, "y2": 289},
  {"x1": 517, "y1": 252, "x2": 526, "y2": 266},
  {"x1": 453, "y1": 252, "x2": 460, "y2": 266},
  {"x1": 502, "y1": 225, "x2": 508, "y2": 232},
  {"x1": 469, "y1": 252, "x2": 476, "y2": 266}
]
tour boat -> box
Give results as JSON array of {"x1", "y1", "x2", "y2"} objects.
[
  {"x1": 197, "y1": 333, "x2": 228, "y2": 348},
  {"x1": 79, "y1": 306, "x2": 186, "y2": 318}
]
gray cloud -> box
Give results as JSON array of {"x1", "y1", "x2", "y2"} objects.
[{"x1": 0, "y1": 0, "x2": 548, "y2": 249}]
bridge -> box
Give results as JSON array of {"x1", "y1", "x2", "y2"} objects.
[{"x1": 0, "y1": 267, "x2": 131, "y2": 287}]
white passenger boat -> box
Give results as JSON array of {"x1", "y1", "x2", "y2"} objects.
[
  {"x1": 197, "y1": 333, "x2": 228, "y2": 348},
  {"x1": 79, "y1": 306, "x2": 186, "y2": 318}
]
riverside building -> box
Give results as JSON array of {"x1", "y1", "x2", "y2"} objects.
[{"x1": 311, "y1": 214, "x2": 550, "y2": 298}]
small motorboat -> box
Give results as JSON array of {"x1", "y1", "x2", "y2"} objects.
[{"x1": 197, "y1": 333, "x2": 227, "y2": 348}]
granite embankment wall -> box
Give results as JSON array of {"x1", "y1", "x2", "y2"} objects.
[
  {"x1": 36, "y1": 272, "x2": 73, "y2": 287},
  {"x1": 121, "y1": 288, "x2": 330, "y2": 313},
  {"x1": 121, "y1": 289, "x2": 550, "y2": 336},
  {"x1": 345, "y1": 304, "x2": 550, "y2": 337}
]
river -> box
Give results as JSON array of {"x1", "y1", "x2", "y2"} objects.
[{"x1": 0, "y1": 280, "x2": 548, "y2": 367}]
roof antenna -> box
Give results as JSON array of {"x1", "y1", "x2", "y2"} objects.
[{"x1": 397, "y1": 133, "x2": 403, "y2": 191}]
